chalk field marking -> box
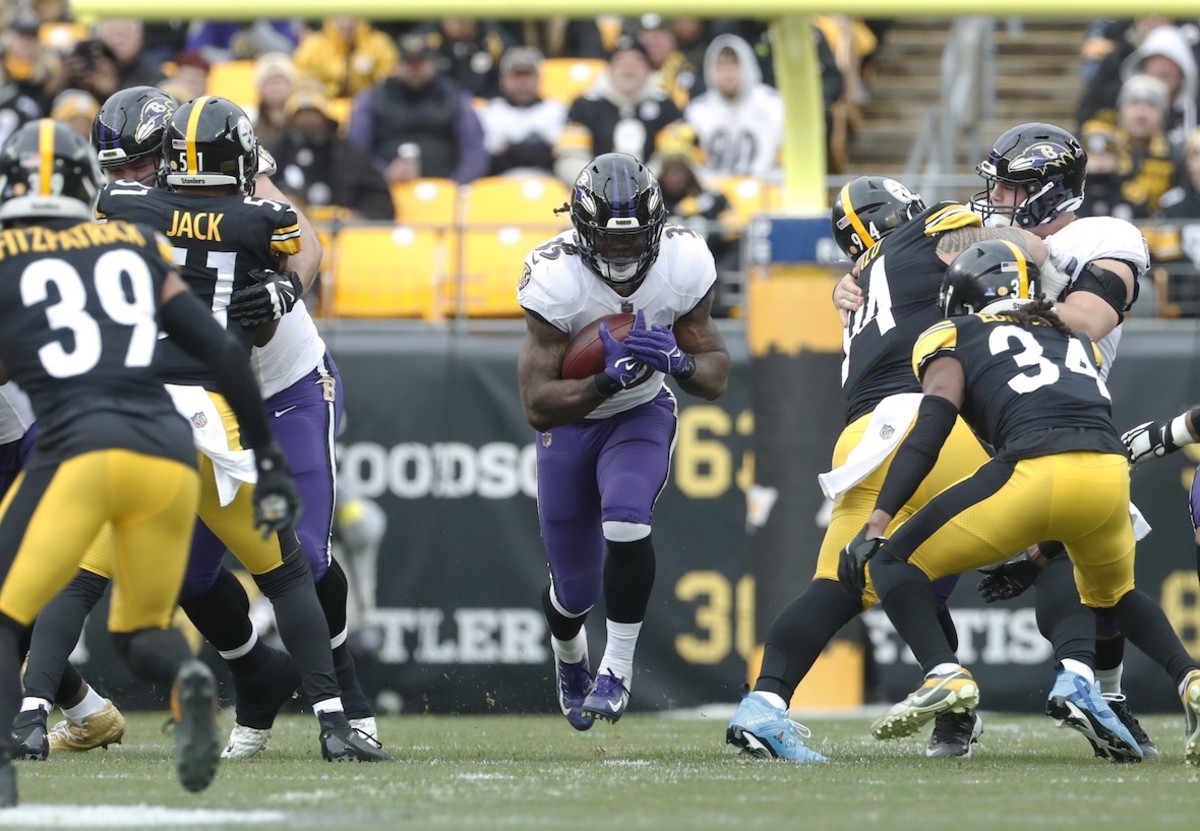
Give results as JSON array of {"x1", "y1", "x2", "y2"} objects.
[{"x1": 0, "y1": 805, "x2": 286, "y2": 827}]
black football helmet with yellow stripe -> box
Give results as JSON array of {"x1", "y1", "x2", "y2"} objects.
[
  {"x1": 831, "y1": 175, "x2": 926, "y2": 259},
  {"x1": 161, "y1": 95, "x2": 257, "y2": 194},
  {"x1": 0, "y1": 119, "x2": 104, "y2": 225},
  {"x1": 940, "y1": 239, "x2": 1041, "y2": 318}
]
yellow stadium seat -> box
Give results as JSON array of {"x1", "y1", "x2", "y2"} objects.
[
  {"x1": 464, "y1": 176, "x2": 570, "y2": 225},
  {"x1": 539, "y1": 58, "x2": 606, "y2": 106},
  {"x1": 206, "y1": 60, "x2": 257, "y2": 109},
  {"x1": 455, "y1": 227, "x2": 556, "y2": 317},
  {"x1": 332, "y1": 225, "x2": 450, "y2": 319},
  {"x1": 450, "y1": 177, "x2": 570, "y2": 316},
  {"x1": 390, "y1": 178, "x2": 460, "y2": 225},
  {"x1": 709, "y1": 176, "x2": 770, "y2": 231}
]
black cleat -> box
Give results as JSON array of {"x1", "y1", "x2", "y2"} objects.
[
  {"x1": 1105, "y1": 693, "x2": 1160, "y2": 762},
  {"x1": 12, "y1": 709, "x2": 49, "y2": 761},
  {"x1": 172, "y1": 660, "x2": 221, "y2": 793},
  {"x1": 926, "y1": 710, "x2": 983, "y2": 758},
  {"x1": 231, "y1": 645, "x2": 299, "y2": 730},
  {"x1": 319, "y1": 714, "x2": 394, "y2": 763}
]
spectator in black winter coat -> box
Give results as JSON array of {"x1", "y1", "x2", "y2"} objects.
[{"x1": 274, "y1": 87, "x2": 395, "y2": 221}]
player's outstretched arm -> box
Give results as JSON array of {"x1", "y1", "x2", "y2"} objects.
[
  {"x1": 1123, "y1": 406, "x2": 1200, "y2": 466},
  {"x1": 256, "y1": 174, "x2": 322, "y2": 292}
]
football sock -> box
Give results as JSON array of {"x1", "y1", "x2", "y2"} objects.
[
  {"x1": 541, "y1": 584, "x2": 588, "y2": 642},
  {"x1": 62, "y1": 685, "x2": 107, "y2": 722},
  {"x1": 597, "y1": 620, "x2": 641, "y2": 685},
  {"x1": 315, "y1": 561, "x2": 372, "y2": 719},
  {"x1": 753, "y1": 690, "x2": 788, "y2": 711},
  {"x1": 1095, "y1": 634, "x2": 1124, "y2": 694},
  {"x1": 1034, "y1": 552, "x2": 1096, "y2": 667},
  {"x1": 253, "y1": 545, "x2": 341, "y2": 706},
  {"x1": 315, "y1": 558, "x2": 349, "y2": 636},
  {"x1": 56, "y1": 662, "x2": 85, "y2": 708},
  {"x1": 23, "y1": 569, "x2": 108, "y2": 704},
  {"x1": 755, "y1": 578, "x2": 861, "y2": 700},
  {"x1": 1060, "y1": 658, "x2": 1095, "y2": 684},
  {"x1": 871, "y1": 551, "x2": 957, "y2": 673},
  {"x1": 603, "y1": 534, "x2": 656, "y2": 623},
  {"x1": 936, "y1": 605, "x2": 959, "y2": 654},
  {"x1": 1110, "y1": 589, "x2": 1200, "y2": 689},
  {"x1": 0, "y1": 620, "x2": 24, "y2": 753},
  {"x1": 332, "y1": 636, "x2": 373, "y2": 720},
  {"x1": 19, "y1": 698, "x2": 50, "y2": 714},
  {"x1": 312, "y1": 697, "x2": 345, "y2": 715},
  {"x1": 551, "y1": 631, "x2": 588, "y2": 665},
  {"x1": 928, "y1": 662, "x2": 961, "y2": 678}
]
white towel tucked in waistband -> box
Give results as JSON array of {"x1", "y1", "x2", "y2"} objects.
[
  {"x1": 1129, "y1": 500, "x2": 1151, "y2": 542},
  {"x1": 166, "y1": 384, "x2": 257, "y2": 507},
  {"x1": 818, "y1": 393, "x2": 923, "y2": 502}
]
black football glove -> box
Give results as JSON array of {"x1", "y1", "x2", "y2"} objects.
[
  {"x1": 228, "y1": 268, "x2": 303, "y2": 327},
  {"x1": 976, "y1": 553, "x2": 1042, "y2": 604},
  {"x1": 839, "y1": 525, "x2": 885, "y2": 601},
  {"x1": 253, "y1": 443, "x2": 302, "y2": 539}
]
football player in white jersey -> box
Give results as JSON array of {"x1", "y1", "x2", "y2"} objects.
[
  {"x1": 12, "y1": 87, "x2": 386, "y2": 764},
  {"x1": 517, "y1": 153, "x2": 730, "y2": 727},
  {"x1": 833, "y1": 123, "x2": 1153, "y2": 760}
]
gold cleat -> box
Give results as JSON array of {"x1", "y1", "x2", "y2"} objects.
[
  {"x1": 48, "y1": 699, "x2": 126, "y2": 752},
  {"x1": 872, "y1": 668, "x2": 980, "y2": 740},
  {"x1": 1183, "y1": 669, "x2": 1200, "y2": 767}
]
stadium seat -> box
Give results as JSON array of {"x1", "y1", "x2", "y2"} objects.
[
  {"x1": 39, "y1": 22, "x2": 89, "y2": 52},
  {"x1": 539, "y1": 58, "x2": 606, "y2": 106},
  {"x1": 206, "y1": 60, "x2": 257, "y2": 109},
  {"x1": 331, "y1": 225, "x2": 449, "y2": 319},
  {"x1": 390, "y1": 178, "x2": 460, "y2": 225},
  {"x1": 452, "y1": 177, "x2": 570, "y2": 317},
  {"x1": 464, "y1": 176, "x2": 570, "y2": 225},
  {"x1": 708, "y1": 176, "x2": 770, "y2": 231}
]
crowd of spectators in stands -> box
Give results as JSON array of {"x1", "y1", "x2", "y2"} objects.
[
  {"x1": 1078, "y1": 17, "x2": 1200, "y2": 315},
  {"x1": 0, "y1": 4, "x2": 886, "y2": 298}
]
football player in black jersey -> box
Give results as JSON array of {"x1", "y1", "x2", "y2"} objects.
[
  {"x1": 843, "y1": 241, "x2": 1200, "y2": 765},
  {"x1": 89, "y1": 96, "x2": 389, "y2": 762},
  {"x1": 0, "y1": 120, "x2": 300, "y2": 801},
  {"x1": 13, "y1": 88, "x2": 378, "y2": 762},
  {"x1": 726, "y1": 176, "x2": 1050, "y2": 762}
]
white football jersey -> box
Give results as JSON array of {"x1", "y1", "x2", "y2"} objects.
[
  {"x1": 1045, "y1": 216, "x2": 1149, "y2": 378},
  {"x1": 252, "y1": 302, "x2": 327, "y2": 400},
  {"x1": 518, "y1": 226, "x2": 717, "y2": 419},
  {"x1": 0, "y1": 381, "x2": 33, "y2": 444}
]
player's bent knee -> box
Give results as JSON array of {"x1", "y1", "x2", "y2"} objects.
[
  {"x1": 602, "y1": 521, "x2": 650, "y2": 542},
  {"x1": 252, "y1": 549, "x2": 314, "y2": 598}
]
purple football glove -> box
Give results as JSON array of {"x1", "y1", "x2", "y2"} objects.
[
  {"x1": 622, "y1": 313, "x2": 696, "y2": 379},
  {"x1": 597, "y1": 320, "x2": 647, "y2": 391}
]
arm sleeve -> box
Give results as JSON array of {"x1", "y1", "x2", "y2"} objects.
[
  {"x1": 875, "y1": 394, "x2": 959, "y2": 517},
  {"x1": 158, "y1": 291, "x2": 273, "y2": 451}
]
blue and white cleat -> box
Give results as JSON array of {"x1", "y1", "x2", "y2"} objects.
[
  {"x1": 726, "y1": 691, "x2": 828, "y2": 762},
  {"x1": 1046, "y1": 667, "x2": 1142, "y2": 763},
  {"x1": 555, "y1": 656, "x2": 595, "y2": 731},
  {"x1": 581, "y1": 670, "x2": 630, "y2": 723}
]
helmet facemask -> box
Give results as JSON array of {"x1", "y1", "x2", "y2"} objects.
[{"x1": 570, "y1": 153, "x2": 666, "y2": 288}]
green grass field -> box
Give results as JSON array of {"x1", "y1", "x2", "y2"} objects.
[{"x1": 6, "y1": 710, "x2": 1200, "y2": 830}]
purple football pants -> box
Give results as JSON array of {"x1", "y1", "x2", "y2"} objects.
[
  {"x1": 536, "y1": 388, "x2": 677, "y2": 614},
  {"x1": 181, "y1": 353, "x2": 343, "y2": 600}
]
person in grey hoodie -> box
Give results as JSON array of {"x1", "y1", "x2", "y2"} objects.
[{"x1": 684, "y1": 34, "x2": 784, "y2": 181}]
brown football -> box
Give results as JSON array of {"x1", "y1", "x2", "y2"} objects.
[{"x1": 560, "y1": 313, "x2": 639, "y2": 380}]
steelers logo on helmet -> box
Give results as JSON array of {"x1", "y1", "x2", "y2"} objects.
[
  {"x1": 831, "y1": 175, "x2": 926, "y2": 260},
  {"x1": 939, "y1": 239, "x2": 1041, "y2": 318},
  {"x1": 569, "y1": 153, "x2": 667, "y2": 288},
  {"x1": 162, "y1": 96, "x2": 258, "y2": 194}
]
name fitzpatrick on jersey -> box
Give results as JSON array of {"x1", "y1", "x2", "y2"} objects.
[
  {"x1": 0, "y1": 221, "x2": 146, "y2": 260},
  {"x1": 167, "y1": 210, "x2": 224, "y2": 241}
]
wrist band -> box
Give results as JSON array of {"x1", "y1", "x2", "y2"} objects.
[
  {"x1": 593, "y1": 372, "x2": 621, "y2": 397},
  {"x1": 1170, "y1": 413, "x2": 1195, "y2": 449}
]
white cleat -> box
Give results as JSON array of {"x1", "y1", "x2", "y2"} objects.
[{"x1": 222, "y1": 723, "x2": 271, "y2": 759}]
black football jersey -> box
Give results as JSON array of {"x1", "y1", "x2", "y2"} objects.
[
  {"x1": 95, "y1": 182, "x2": 301, "y2": 386},
  {"x1": 913, "y1": 314, "x2": 1126, "y2": 461},
  {"x1": 842, "y1": 202, "x2": 980, "y2": 423},
  {"x1": 0, "y1": 218, "x2": 193, "y2": 465}
]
